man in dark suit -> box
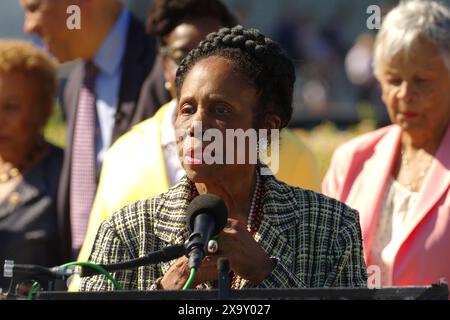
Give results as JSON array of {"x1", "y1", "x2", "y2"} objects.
[{"x1": 20, "y1": 0, "x2": 169, "y2": 261}]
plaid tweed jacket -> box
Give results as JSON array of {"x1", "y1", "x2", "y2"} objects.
[{"x1": 80, "y1": 175, "x2": 367, "y2": 291}]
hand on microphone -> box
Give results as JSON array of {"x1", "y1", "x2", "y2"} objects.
[
  {"x1": 160, "y1": 216, "x2": 275, "y2": 290},
  {"x1": 160, "y1": 255, "x2": 219, "y2": 290}
]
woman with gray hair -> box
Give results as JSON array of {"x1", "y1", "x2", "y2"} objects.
[{"x1": 323, "y1": 0, "x2": 450, "y2": 288}]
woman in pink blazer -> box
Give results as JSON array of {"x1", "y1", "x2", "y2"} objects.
[{"x1": 323, "y1": 0, "x2": 450, "y2": 288}]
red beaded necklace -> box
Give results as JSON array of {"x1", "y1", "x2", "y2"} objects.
[{"x1": 231, "y1": 170, "x2": 264, "y2": 289}]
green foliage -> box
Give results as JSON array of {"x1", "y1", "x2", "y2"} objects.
[
  {"x1": 44, "y1": 103, "x2": 66, "y2": 148},
  {"x1": 294, "y1": 120, "x2": 376, "y2": 179}
]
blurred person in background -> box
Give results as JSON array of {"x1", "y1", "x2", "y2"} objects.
[
  {"x1": 345, "y1": 33, "x2": 389, "y2": 128},
  {"x1": 20, "y1": 0, "x2": 168, "y2": 260},
  {"x1": 344, "y1": 0, "x2": 396, "y2": 128},
  {"x1": 272, "y1": 5, "x2": 355, "y2": 128},
  {"x1": 0, "y1": 40, "x2": 62, "y2": 291},
  {"x1": 75, "y1": 0, "x2": 321, "y2": 282},
  {"x1": 323, "y1": 0, "x2": 450, "y2": 288}
]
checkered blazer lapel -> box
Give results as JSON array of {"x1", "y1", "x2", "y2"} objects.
[
  {"x1": 241, "y1": 176, "x2": 298, "y2": 288},
  {"x1": 152, "y1": 177, "x2": 192, "y2": 275}
]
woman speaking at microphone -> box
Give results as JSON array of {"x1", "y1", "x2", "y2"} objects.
[{"x1": 80, "y1": 26, "x2": 367, "y2": 291}]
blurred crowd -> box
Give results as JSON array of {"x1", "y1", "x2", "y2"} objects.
[{"x1": 270, "y1": 1, "x2": 399, "y2": 128}]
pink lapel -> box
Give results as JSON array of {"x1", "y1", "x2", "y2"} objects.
[
  {"x1": 348, "y1": 125, "x2": 402, "y2": 261},
  {"x1": 394, "y1": 124, "x2": 450, "y2": 255}
]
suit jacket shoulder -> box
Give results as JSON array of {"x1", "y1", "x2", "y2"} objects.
[
  {"x1": 333, "y1": 125, "x2": 395, "y2": 160},
  {"x1": 322, "y1": 125, "x2": 399, "y2": 199}
]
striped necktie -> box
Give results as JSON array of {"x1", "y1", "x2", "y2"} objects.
[{"x1": 70, "y1": 62, "x2": 99, "y2": 258}]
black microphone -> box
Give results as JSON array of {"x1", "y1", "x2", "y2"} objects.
[{"x1": 185, "y1": 194, "x2": 228, "y2": 269}]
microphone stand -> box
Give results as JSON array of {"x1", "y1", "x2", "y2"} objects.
[
  {"x1": 217, "y1": 258, "x2": 230, "y2": 300},
  {"x1": 80, "y1": 244, "x2": 186, "y2": 277},
  {"x1": 2, "y1": 244, "x2": 186, "y2": 282}
]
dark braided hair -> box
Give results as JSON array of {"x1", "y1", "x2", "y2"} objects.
[
  {"x1": 146, "y1": 0, "x2": 238, "y2": 47},
  {"x1": 175, "y1": 25, "x2": 296, "y2": 129}
]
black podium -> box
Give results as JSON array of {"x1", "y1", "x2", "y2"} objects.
[{"x1": 35, "y1": 283, "x2": 448, "y2": 300}]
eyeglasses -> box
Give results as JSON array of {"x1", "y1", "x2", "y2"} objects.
[{"x1": 160, "y1": 46, "x2": 189, "y2": 66}]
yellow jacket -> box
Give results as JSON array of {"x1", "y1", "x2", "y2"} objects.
[{"x1": 72, "y1": 102, "x2": 320, "y2": 289}]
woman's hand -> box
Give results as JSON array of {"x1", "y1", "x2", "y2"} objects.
[
  {"x1": 159, "y1": 255, "x2": 220, "y2": 290},
  {"x1": 160, "y1": 218, "x2": 275, "y2": 289},
  {"x1": 216, "y1": 218, "x2": 275, "y2": 285}
]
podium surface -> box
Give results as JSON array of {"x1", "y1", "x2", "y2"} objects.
[{"x1": 35, "y1": 283, "x2": 449, "y2": 300}]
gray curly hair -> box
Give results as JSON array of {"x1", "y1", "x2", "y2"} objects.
[{"x1": 373, "y1": 0, "x2": 450, "y2": 77}]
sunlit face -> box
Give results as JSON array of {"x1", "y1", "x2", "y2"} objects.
[
  {"x1": 20, "y1": 0, "x2": 79, "y2": 62},
  {"x1": 161, "y1": 17, "x2": 223, "y2": 98},
  {"x1": 175, "y1": 56, "x2": 259, "y2": 183},
  {"x1": 377, "y1": 37, "x2": 450, "y2": 139},
  {"x1": 0, "y1": 72, "x2": 48, "y2": 162}
]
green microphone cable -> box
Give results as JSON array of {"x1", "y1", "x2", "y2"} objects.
[
  {"x1": 26, "y1": 261, "x2": 122, "y2": 300},
  {"x1": 182, "y1": 268, "x2": 197, "y2": 290},
  {"x1": 60, "y1": 261, "x2": 123, "y2": 290},
  {"x1": 27, "y1": 282, "x2": 41, "y2": 300}
]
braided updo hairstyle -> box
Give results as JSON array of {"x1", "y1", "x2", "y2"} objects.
[{"x1": 175, "y1": 25, "x2": 295, "y2": 129}]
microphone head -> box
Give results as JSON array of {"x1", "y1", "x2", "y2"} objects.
[{"x1": 186, "y1": 194, "x2": 228, "y2": 236}]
